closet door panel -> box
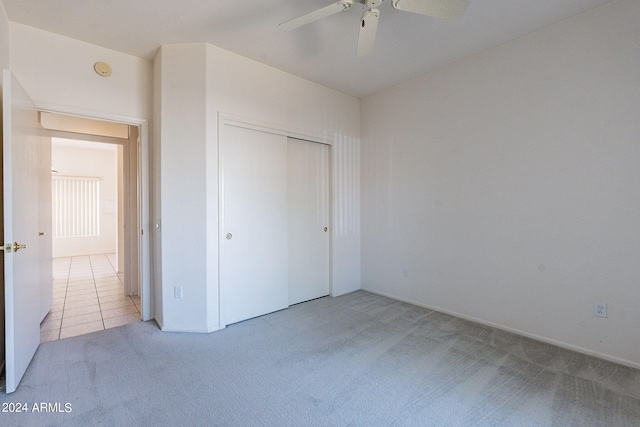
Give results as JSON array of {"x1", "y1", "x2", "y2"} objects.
[
  {"x1": 221, "y1": 125, "x2": 289, "y2": 325},
  {"x1": 288, "y1": 138, "x2": 330, "y2": 305}
]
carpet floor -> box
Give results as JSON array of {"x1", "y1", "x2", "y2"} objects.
[{"x1": 1, "y1": 290, "x2": 639, "y2": 426}]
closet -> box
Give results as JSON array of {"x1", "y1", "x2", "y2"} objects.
[{"x1": 220, "y1": 124, "x2": 330, "y2": 326}]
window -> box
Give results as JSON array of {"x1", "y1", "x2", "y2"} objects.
[{"x1": 52, "y1": 176, "x2": 100, "y2": 238}]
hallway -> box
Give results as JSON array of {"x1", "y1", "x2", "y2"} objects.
[{"x1": 40, "y1": 254, "x2": 141, "y2": 342}]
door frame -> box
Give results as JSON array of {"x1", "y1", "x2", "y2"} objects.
[
  {"x1": 217, "y1": 112, "x2": 333, "y2": 328},
  {"x1": 37, "y1": 103, "x2": 152, "y2": 321}
]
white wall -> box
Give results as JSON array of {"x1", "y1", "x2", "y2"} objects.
[
  {"x1": 10, "y1": 22, "x2": 153, "y2": 315},
  {"x1": 9, "y1": 23, "x2": 152, "y2": 121},
  {"x1": 152, "y1": 48, "x2": 163, "y2": 326},
  {"x1": 51, "y1": 139, "x2": 118, "y2": 258},
  {"x1": 361, "y1": 0, "x2": 640, "y2": 368},
  {"x1": 155, "y1": 44, "x2": 208, "y2": 332},
  {"x1": 205, "y1": 43, "x2": 362, "y2": 314},
  {"x1": 156, "y1": 43, "x2": 361, "y2": 332}
]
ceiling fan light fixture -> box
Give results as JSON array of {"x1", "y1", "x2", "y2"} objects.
[{"x1": 391, "y1": 0, "x2": 469, "y2": 21}]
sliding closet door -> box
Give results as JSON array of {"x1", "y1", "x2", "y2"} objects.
[
  {"x1": 221, "y1": 125, "x2": 289, "y2": 325},
  {"x1": 288, "y1": 138, "x2": 330, "y2": 305}
]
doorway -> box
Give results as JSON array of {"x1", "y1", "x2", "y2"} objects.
[
  {"x1": 40, "y1": 137, "x2": 140, "y2": 342},
  {"x1": 36, "y1": 112, "x2": 145, "y2": 342}
]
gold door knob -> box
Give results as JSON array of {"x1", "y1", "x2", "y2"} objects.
[
  {"x1": 13, "y1": 242, "x2": 27, "y2": 252},
  {"x1": 323, "y1": 227, "x2": 328, "y2": 232}
]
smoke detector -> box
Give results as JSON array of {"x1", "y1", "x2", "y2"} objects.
[{"x1": 94, "y1": 62, "x2": 112, "y2": 77}]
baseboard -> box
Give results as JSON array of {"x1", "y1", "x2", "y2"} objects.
[
  {"x1": 207, "y1": 324, "x2": 222, "y2": 333},
  {"x1": 332, "y1": 285, "x2": 361, "y2": 298},
  {"x1": 159, "y1": 324, "x2": 213, "y2": 333},
  {"x1": 362, "y1": 287, "x2": 640, "y2": 371},
  {"x1": 153, "y1": 315, "x2": 163, "y2": 330}
]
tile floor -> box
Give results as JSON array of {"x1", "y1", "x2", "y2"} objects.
[{"x1": 40, "y1": 253, "x2": 141, "y2": 343}]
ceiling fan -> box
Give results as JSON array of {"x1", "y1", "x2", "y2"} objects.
[{"x1": 279, "y1": 0, "x2": 469, "y2": 57}]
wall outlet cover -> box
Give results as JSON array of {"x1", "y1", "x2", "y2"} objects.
[
  {"x1": 594, "y1": 303, "x2": 607, "y2": 318},
  {"x1": 174, "y1": 286, "x2": 183, "y2": 299}
]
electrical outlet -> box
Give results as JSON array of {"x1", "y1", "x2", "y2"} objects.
[
  {"x1": 174, "y1": 286, "x2": 183, "y2": 299},
  {"x1": 402, "y1": 267, "x2": 410, "y2": 278},
  {"x1": 594, "y1": 303, "x2": 607, "y2": 318}
]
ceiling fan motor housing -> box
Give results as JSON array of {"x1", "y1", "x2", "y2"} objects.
[{"x1": 365, "y1": 0, "x2": 383, "y2": 8}]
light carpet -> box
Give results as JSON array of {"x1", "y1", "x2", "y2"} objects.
[{"x1": 1, "y1": 291, "x2": 639, "y2": 426}]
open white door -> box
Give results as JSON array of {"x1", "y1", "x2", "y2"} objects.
[{"x1": 2, "y1": 70, "x2": 44, "y2": 393}]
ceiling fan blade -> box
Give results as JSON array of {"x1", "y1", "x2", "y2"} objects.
[
  {"x1": 280, "y1": 0, "x2": 354, "y2": 31},
  {"x1": 357, "y1": 8, "x2": 380, "y2": 57},
  {"x1": 391, "y1": 0, "x2": 469, "y2": 20}
]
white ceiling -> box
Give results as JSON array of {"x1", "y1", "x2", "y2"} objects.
[{"x1": 3, "y1": 0, "x2": 612, "y2": 98}]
